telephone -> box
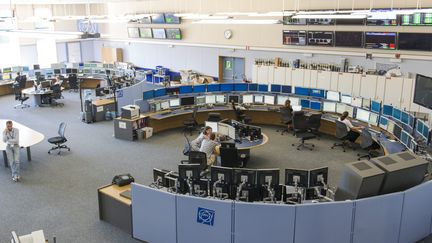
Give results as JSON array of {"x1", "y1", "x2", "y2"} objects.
[{"x1": 112, "y1": 174, "x2": 135, "y2": 187}]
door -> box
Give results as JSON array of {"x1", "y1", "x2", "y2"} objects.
[{"x1": 221, "y1": 57, "x2": 245, "y2": 83}]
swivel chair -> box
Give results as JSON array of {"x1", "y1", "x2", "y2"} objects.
[
  {"x1": 357, "y1": 128, "x2": 380, "y2": 160},
  {"x1": 276, "y1": 106, "x2": 293, "y2": 135},
  {"x1": 233, "y1": 103, "x2": 251, "y2": 124},
  {"x1": 207, "y1": 112, "x2": 221, "y2": 122},
  {"x1": 48, "y1": 122, "x2": 71, "y2": 154},
  {"x1": 220, "y1": 146, "x2": 242, "y2": 167},
  {"x1": 50, "y1": 84, "x2": 64, "y2": 107},
  {"x1": 12, "y1": 84, "x2": 30, "y2": 109},
  {"x1": 291, "y1": 111, "x2": 316, "y2": 151},
  {"x1": 307, "y1": 113, "x2": 322, "y2": 139},
  {"x1": 182, "y1": 106, "x2": 198, "y2": 135},
  {"x1": 68, "y1": 74, "x2": 79, "y2": 92},
  {"x1": 331, "y1": 120, "x2": 350, "y2": 152}
]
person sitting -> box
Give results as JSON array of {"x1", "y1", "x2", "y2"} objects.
[
  {"x1": 338, "y1": 111, "x2": 362, "y2": 143},
  {"x1": 281, "y1": 99, "x2": 294, "y2": 130},
  {"x1": 199, "y1": 132, "x2": 220, "y2": 166},
  {"x1": 190, "y1": 126, "x2": 212, "y2": 151}
]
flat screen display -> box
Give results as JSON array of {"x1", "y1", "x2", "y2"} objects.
[
  {"x1": 308, "y1": 31, "x2": 334, "y2": 46},
  {"x1": 367, "y1": 19, "x2": 397, "y2": 26},
  {"x1": 281, "y1": 85, "x2": 292, "y2": 93},
  {"x1": 365, "y1": 32, "x2": 396, "y2": 49},
  {"x1": 307, "y1": 18, "x2": 335, "y2": 25},
  {"x1": 127, "y1": 27, "x2": 140, "y2": 38},
  {"x1": 310, "y1": 101, "x2": 322, "y2": 111},
  {"x1": 258, "y1": 84, "x2": 268, "y2": 92},
  {"x1": 277, "y1": 96, "x2": 289, "y2": 105},
  {"x1": 140, "y1": 17, "x2": 152, "y2": 24},
  {"x1": 414, "y1": 74, "x2": 432, "y2": 109},
  {"x1": 193, "y1": 85, "x2": 206, "y2": 93},
  {"x1": 326, "y1": 91, "x2": 340, "y2": 101},
  {"x1": 248, "y1": 83, "x2": 258, "y2": 91},
  {"x1": 398, "y1": 33, "x2": 432, "y2": 51},
  {"x1": 220, "y1": 83, "x2": 234, "y2": 92},
  {"x1": 264, "y1": 95, "x2": 275, "y2": 105},
  {"x1": 143, "y1": 90, "x2": 154, "y2": 100},
  {"x1": 166, "y1": 28, "x2": 182, "y2": 40},
  {"x1": 335, "y1": 19, "x2": 365, "y2": 25},
  {"x1": 371, "y1": 100, "x2": 381, "y2": 113},
  {"x1": 179, "y1": 85, "x2": 193, "y2": 94},
  {"x1": 271, "y1": 84, "x2": 281, "y2": 93},
  {"x1": 254, "y1": 95, "x2": 264, "y2": 104},
  {"x1": 400, "y1": 13, "x2": 432, "y2": 26},
  {"x1": 282, "y1": 16, "x2": 307, "y2": 25},
  {"x1": 207, "y1": 84, "x2": 220, "y2": 92},
  {"x1": 139, "y1": 28, "x2": 153, "y2": 38},
  {"x1": 310, "y1": 89, "x2": 325, "y2": 98},
  {"x1": 356, "y1": 108, "x2": 371, "y2": 123},
  {"x1": 283, "y1": 30, "x2": 307, "y2": 46},
  {"x1": 323, "y1": 102, "x2": 337, "y2": 113},
  {"x1": 295, "y1": 87, "x2": 309, "y2": 96},
  {"x1": 154, "y1": 88, "x2": 167, "y2": 97},
  {"x1": 301, "y1": 99, "x2": 310, "y2": 109},
  {"x1": 152, "y1": 29, "x2": 166, "y2": 39},
  {"x1": 335, "y1": 31, "x2": 364, "y2": 48},
  {"x1": 180, "y1": 97, "x2": 195, "y2": 106},
  {"x1": 242, "y1": 95, "x2": 253, "y2": 104},
  {"x1": 234, "y1": 83, "x2": 248, "y2": 92},
  {"x1": 383, "y1": 105, "x2": 393, "y2": 116},
  {"x1": 164, "y1": 13, "x2": 181, "y2": 24},
  {"x1": 151, "y1": 14, "x2": 165, "y2": 24}
]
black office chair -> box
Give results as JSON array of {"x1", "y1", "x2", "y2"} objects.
[
  {"x1": 181, "y1": 151, "x2": 207, "y2": 172},
  {"x1": 331, "y1": 120, "x2": 350, "y2": 152},
  {"x1": 233, "y1": 103, "x2": 251, "y2": 124},
  {"x1": 48, "y1": 122, "x2": 71, "y2": 154},
  {"x1": 291, "y1": 111, "x2": 316, "y2": 151},
  {"x1": 357, "y1": 128, "x2": 380, "y2": 160},
  {"x1": 220, "y1": 146, "x2": 242, "y2": 167},
  {"x1": 183, "y1": 106, "x2": 198, "y2": 135},
  {"x1": 50, "y1": 84, "x2": 64, "y2": 107},
  {"x1": 12, "y1": 84, "x2": 30, "y2": 109},
  {"x1": 18, "y1": 76, "x2": 27, "y2": 89},
  {"x1": 276, "y1": 106, "x2": 293, "y2": 135},
  {"x1": 307, "y1": 113, "x2": 322, "y2": 139},
  {"x1": 207, "y1": 112, "x2": 221, "y2": 122},
  {"x1": 68, "y1": 74, "x2": 79, "y2": 92}
]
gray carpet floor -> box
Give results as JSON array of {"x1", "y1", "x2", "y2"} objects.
[{"x1": 0, "y1": 92, "x2": 366, "y2": 242}]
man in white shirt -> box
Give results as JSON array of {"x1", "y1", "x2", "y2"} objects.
[
  {"x1": 2, "y1": 121, "x2": 21, "y2": 182},
  {"x1": 338, "y1": 111, "x2": 362, "y2": 143},
  {"x1": 199, "y1": 132, "x2": 219, "y2": 166}
]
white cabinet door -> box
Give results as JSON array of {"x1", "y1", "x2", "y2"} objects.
[
  {"x1": 285, "y1": 67, "x2": 293, "y2": 86},
  {"x1": 338, "y1": 73, "x2": 354, "y2": 95},
  {"x1": 268, "y1": 66, "x2": 275, "y2": 84},
  {"x1": 303, "y1": 69, "x2": 311, "y2": 88},
  {"x1": 291, "y1": 69, "x2": 304, "y2": 87},
  {"x1": 257, "y1": 65, "x2": 268, "y2": 84},
  {"x1": 252, "y1": 65, "x2": 258, "y2": 83},
  {"x1": 384, "y1": 77, "x2": 404, "y2": 107},
  {"x1": 273, "y1": 67, "x2": 286, "y2": 85},
  {"x1": 330, "y1": 72, "x2": 339, "y2": 91},
  {"x1": 401, "y1": 78, "x2": 414, "y2": 111},
  {"x1": 317, "y1": 70, "x2": 332, "y2": 90},
  {"x1": 352, "y1": 74, "x2": 362, "y2": 97},
  {"x1": 309, "y1": 70, "x2": 318, "y2": 88},
  {"x1": 376, "y1": 76, "x2": 386, "y2": 102},
  {"x1": 360, "y1": 75, "x2": 378, "y2": 99}
]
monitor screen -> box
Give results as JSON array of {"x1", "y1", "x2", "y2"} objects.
[
  {"x1": 301, "y1": 99, "x2": 310, "y2": 109},
  {"x1": 308, "y1": 31, "x2": 334, "y2": 46},
  {"x1": 220, "y1": 83, "x2": 234, "y2": 92},
  {"x1": 310, "y1": 89, "x2": 325, "y2": 98},
  {"x1": 335, "y1": 31, "x2": 364, "y2": 48},
  {"x1": 356, "y1": 108, "x2": 371, "y2": 123},
  {"x1": 54, "y1": 69, "x2": 61, "y2": 74},
  {"x1": 400, "y1": 130, "x2": 409, "y2": 145},
  {"x1": 242, "y1": 94, "x2": 254, "y2": 104},
  {"x1": 281, "y1": 85, "x2": 292, "y2": 94},
  {"x1": 310, "y1": 101, "x2": 322, "y2": 111},
  {"x1": 277, "y1": 96, "x2": 289, "y2": 105},
  {"x1": 362, "y1": 98, "x2": 371, "y2": 110},
  {"x1": 207, "y1": 84, "x2": 220, "y2": 92},
  {"x1": 164, "y1": 13, "x2": 181, "y2": 24},
  {"x1": 205, "y1": 95, "x2": 216, "y2": 104},
  {"x1": 308, "y1": 18, "x2": 335, "y2": 25},
  {"x1": 414, "y1": 74, "x2": 432, "y2": 109},
  {"x1": 139, "y1": 28, "x2": 153, "y2": 38},
  {"x1": 392, "y1": 108, "x2": 402, "y2": 120},
  {"x1": 365, "y1": 32, "x2": 396, "y2": 49},
  {"x1": 216, "y1": 95, "x2": 226, "y2": 104},
  {"x1": 160, "y1": 101, "x2": 169, "y2": 110},
  {"x1": 271, "y1": 84, "x2": 281, "y2": 93},
  {"x1": 33, "y1": 64, "x2": 40, "y2": 70},
  {"x1": 289, "y1": 97, "x2": 300, "y2": 106},
  {"x1": 323, "y1": 102, "x2": 337, "y2": 113},
  {"x1": 379, "y1": 116, "x2": 389, "y2": 130},
  {"x1": 295, "y1": 87, "x2": 309, "y2": 96},
  {"x1": 234, "y1": 83, "x2": 248, "y2": 92},
  {"x1": 326, "y1": 91, "x2": 340, "y2": 102},
  {"x1": 154, "y1": 88, "x2": 167, "y2": 97},
  {"x1": 127, "y1": 27, "x2": 140, "y2": 38},
  {"x1": 152, "y1": 29, "x2": 166, "y2": 39},
  {"x1": 180, "y1": 97, "x2": 195, "y2": 106},
  {"x1": 335, "y1": 18, "x2": 365, "y2": 25},
  {"x1": 292, "y1": 105, "x2": 302, "y2": 112},
  {"x1": 264, "y1": 95, "x2": 275, "y2": 105},
  {"x1": 371, "y1": 100, "x2": 381, "y2": 113},
  {"x1": 228, "y1": 95, "x2": 239, "y2": 104},
  {"x1": 193, "y1": 85, "x2": 206, "y2": 93},
  {"x1": 387, "y1": 120, "x2": 395, "y2": 135},
  {"x1": 248, "y1": 83, "x2": 258, "y2": 91},
  {"x1": 283, "y1": 30, "x2": 307, "y2": 46},
  {"x1": 341, "y1": 95, "x2": 352, "y2": 104},
  {"x1": 393, "y1": 124, "x2": 402, "y2": 140},
  {"x1": 369, "y1": 113, "x2": 379, "y2": 126},
  {"x1": 400, "y1": 12, "x2": 432, "y2": 26},
  {"x1": 398, "y1": 33, "x2": 432, "y2": 51},
  {"x1": 254, "y1": 95, "x2": 264, "y2": 104},
  {"x1": 351, "y1": 97, "x2": 363, "y2": 107},
  {"x1": 166, "y1": 28, "x2": 182, "y2": 40},
  {"x1": 143, "y1": 90, "x2": 155, "y2": 100},
  {"x1": 179, "y1": 85, "x2": 193, "y2": 94},
  {"x1": 151, "y1": 14, "x2": 165, "y2": 24},
  {"x1": 401, "y1": 111, "x2": 410, "y2": 125},
  {"x1": 196, "y1": 96, "x2": 206, "y2": 105},
  {"x1": 169, "y1": 99, "x2": 180, "y2": 107},
  {"x1": 283, "y1": 16, "x2": 307, "y2": 25},
  {"x1": 140, "y1": 16, "x2": 152, "y2": 24},
  {"x1": 383, "y1": 104, "x2": 393, "y2": 116},
  {"x1": 258, "y1": 84, "x2": 268, "y2": 92}
]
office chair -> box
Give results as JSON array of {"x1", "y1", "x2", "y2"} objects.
[
  {"x1": 307, "y1": 113, "x2": 322, "y2": 139},
  {"x1": 50, "y1": 84, "x2": 64, "y2": 107},
  {"x1": 181, "y1": 151, "x2": 207, "y2": 172},
  {"x1": 276, "y1": 106, "x2": 293, "y2": 135},
  {"x1": 357, "y1": 128, "x2": 380, "y2": 160},
  {"x1": 233, "y1": 103, "x2": 251, "y2": 124},
  {"x1": 68, "y1": 74, "x2": 79, "y2": 92},
  {"x1": 291, "y1": 111, "x2": 316, "y2": 150},
  {"x1": 48, "y1": 122, "x2": 71, "y2": 155},
  {"x1": 12, "y1": 84, "x2": 30, "y2": 109},
  {"x1": 220, "y1": 146, "x2": 242, "y2": 167},
  {"x1": 207, "y1": 112, "x2": 221, "y2": 122},
  {"x1": 182, "y1": 106, "x2": 198, "y2": 135},
  {"x1": 331, "y1": 120, "x2": 350, "y2": 152},
  {"x1": 18, "y1": 76, "x2": 27, "y2": 89}
]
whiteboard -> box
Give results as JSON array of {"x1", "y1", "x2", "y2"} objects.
[{"x1": 67, "y1": 42, "x2": 82, "y2": 63}]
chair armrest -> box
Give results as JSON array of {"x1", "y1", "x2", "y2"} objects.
[{"x1": 180, "y1": 159, "x2": 190, "y2": 164}]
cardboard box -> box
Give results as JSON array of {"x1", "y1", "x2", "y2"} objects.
[{"x1": 143, "y1": 127, "x2": 153, "y2": 139}]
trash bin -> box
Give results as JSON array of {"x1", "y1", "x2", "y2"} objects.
[{"x1": 136, "y1": 128, "x2": 145, "y2": 140}]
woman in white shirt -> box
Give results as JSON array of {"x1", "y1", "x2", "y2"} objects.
[
  {"x1": 190, "y1": 126, "x2": 212, "y2": 151},
  {"x1": 338, "y1": 111, "x2": 361, "y2": 143}
]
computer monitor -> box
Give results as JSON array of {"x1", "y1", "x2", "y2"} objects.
[
  {"x1": 386, "y1": 120, "x2": 395, "y2": 134},
  {"x1": 178, "y1": 164, "x2": 201, "y2": 181},
  {"x1": 401, "y1": 111, "x2": 410, "y2": 125},
  {"x1": 371, "y1": 100, "x2": 381, "y2": 113},
  {"x1": 233, "y1": 168, "x2": 257, "y2": 186},
  {"x1": 160, "y1": 101, "x2": 169, "y2": 110},
  {"x1": 281, "y1": 85, "x2": 292, "y2": 94},
  {"x1": 392, "y1": 108, "x2": 402, "y2": 120},
  {"x1": 228, "y1": 95, "x2": 239, "y2": 104},
  {"x1": 179, "y1": 85, "x2": 193, "y2": 94},
  {"x1": 221, "y1": 83, "x2": 234, "y2": 92},
  {"x1": 300, "y1": 99, "x2": 310, "y2": 109},
  {"x1": 205, "y1": 95, "x2": 216, "y2": 104},
  {"x1": 362, "y1": 98, "x2": 371, "y2": 110},
  {"x1": 392, "y1": 123, "x2": 402, "y2": 140},
  {"x1": 310, "y1": 101, "x2": 322, "y2": 111},
  {"x1": 143, "y1": 90, "x2": 155, "y2": 100},
  {"x1": 207, "y1": 84, "x2": 220, "y2": 92},
  {"x1": 383, "y1": 104, "x2": 393, "y2": 116},
  {"x1": 288, "y1": 97, "x2": 300, "y2": 106},
  {"x1": 193, "y1": 85, "x2": 206, "y2": 93},
  {"x1": 379, "y1": 116, "x2": 389, "y2": 130},
  {"x1": 369, "y1": 112, "x2": 379, "y2": 126},
  {"x1": 210, "y1": 166, "x2": 233, "y2": 184},
  {"x1": 341, "y1": 94, "x2": 352, "y2": 104},
  {"x1": 400, "y1": 130, "x2": 409, "y2": 146},
  {"x1": 54, "y1": 69, "x2": 61, "y2": 75},
  {"x1": 356, "y1": 108, "x2": 371, "y2": 123},
  {"x1": 323, "y1": 102, "x2": 337, "y2": 113},
  {"x1": 216, "y1": 95, "x2": 226, "y2": 104},
  {"x1": 326, "y1": 90, "x2": 340, "y2": 102},
  {"x1": 234, "y1": 83, "x2": 248, "y2": 92},
  {"x1": 205, "y1": 121, "x2": 218, "y2": 133},
  {"x1": 254, "y1": 95, "x2": 264, "y2": 104},
  {"x1": 258, "y1": 84, "x2": 268, "y2": 92},
  {"x1": 248, "y1": 83, "x2": 258, "y2": 92},
  {"x1": 264, "y1": 95, "x2": 275, "y2": 105},
  {"x1": 292, "y1": 105, "x2": 302, "y2": 112},
  {"x1": 154, "y1": 88, "x2": 167, "y2": 97},
  {"x1": 295, "y1": 87, "x2": 309, "y2": 96},
  {"x1": 153, "y1": 168, "x2": 170, "y2": 187},
  {"x1": 351, "y1": 97, "x2": 363, "y2": 107},
  {"x1": 416, "y1": 119, "x2": 430, "y2": 141},
  {"x1": 180, "y1": 96, "x2": 195, "y2": 106},
  {"x1": 218, "y1": 123, "x2": 236, "y2": 139},
  {"x1": 256, "y1": 169, "x2": 280, "y2": 187},
  {"x1": 271, "y1": 84, "x2": 281, "y2": 93},
  {"x1": 242, "y1": 94, "x2": 254, "y2": 104},
  {"x1": 309, "y1": 89, "x2": 325, "y2": 98},
  {"x1": 309, "y1": 167, "x2": 329, "y2": 187},
  {"x1": 196, "y1": 96, "x2": 206, "y2": 105},
  {"x1": 285, "y1": 168, "x2": 309, "y2": 187},
  {"x1": 277, "y1": 95, "x2": 289, "y2": 105},
  {"x1": 169, "y1": 98, "x2": 180, "y2": 107}
]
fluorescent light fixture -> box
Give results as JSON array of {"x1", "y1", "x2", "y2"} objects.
[
  {"x1": 215, "y1": 12, "x2": 258, "y2": 16},
  {"x1": 292, "y1": 14, "x2": 367, "y2": 19},
  {"x1": 0, "y1": 29, "x2": 82, "y2": 39},
  {"x1": 249, "y1": 11, "x2": 294, "y2": 17},
  {"x1": 296, "y1": 10, "x2": 337, "y2": 15},
  {"x1": 193, "y1": 19, "x2": 280, "y2": 24},
  {"x1": 176, "y1": 14, "x2": 230, "y2": 20}
]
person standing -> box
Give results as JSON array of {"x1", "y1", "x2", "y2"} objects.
[{"x1": 2, "y1": 121, "x2": 20, "y2": 182}]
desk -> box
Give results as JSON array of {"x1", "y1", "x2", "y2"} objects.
[
  {"x1": 98, "y1": 184, "x2": 132, "y2": 234},
  {"x1": 0, "y1": 120, "x2": 44, "y2": 167},
  {"x1": 0, "y1": 80, "x2": 34, "y2": 96},
  {"x1": 92, "y1": 98, "x2": 116, "y2": 122},
  {"x1": 22, "y1": 87, "x2": 65, "y2": 107},
  {"x1": 79, "y1": 77, "x2": 104, "y2": 89}
]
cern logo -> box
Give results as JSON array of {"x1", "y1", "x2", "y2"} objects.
[{"x1": 197, "y1": 207, "x2": 215, "y2": 226}]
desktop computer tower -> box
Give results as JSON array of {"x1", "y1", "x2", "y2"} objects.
[{"x1": 334, "y1": 160, "x2": 385, "y2": 201}]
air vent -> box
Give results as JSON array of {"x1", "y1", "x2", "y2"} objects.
[
  {"x1": 378, "y1": 157, "x2": 397, "y2": 165},
  {"x1": 397, "y1": 152, "x2": 416, "y2": 161},
  {"x1": 353, "y1": 162, "x2": 372, "y2": 171}
]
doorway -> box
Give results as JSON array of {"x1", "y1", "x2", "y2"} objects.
[{"x1": 219, "y1": 56, "x2": 245, "y2": 83}]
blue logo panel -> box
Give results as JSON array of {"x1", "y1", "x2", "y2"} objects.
[{"x1": 197, "y1": 207, "x2": 215, "y2": 226}]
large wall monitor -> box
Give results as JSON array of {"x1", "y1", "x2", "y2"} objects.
[
  {"x1": 414, "y1": 74, "x2": 432, "y2": 109},
  {"x1": 166, "y1": 28, "x2": 182, "y2": 40},
  {"x1": 152, "y1": 29, "x2": 166, "y2": 39},
  {"x1": 139, "y1": 28, "x2": 153, "y2": 38},
  {"x1": 399, "y1": 33, "x2": 432, "y2": 51},
  {"x1": 365, "y1": 32, "x2": 396, "y2": 49},
  {"x1": 335, "y1": 31, "x2": 364, "y2": 48},
  {"x1": 283, "y1": 30, "x2": 307, "y2": 46},
  {"x1": 127, "y1": 27, "x2": 140, "y2": 38},
  {"x1": 164, "y1": 13, "x2": 181, "y2": 24},
  {"x1": 307, "y1": 31, "x2": 334, "y2": 46}
]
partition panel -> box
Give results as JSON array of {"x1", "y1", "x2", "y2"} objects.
[
  {"x1": 338, "y1": 73, "x2": 354, "y2": 95},
  {"x1": 234, "y1": 202, "x2": 295, "y2": 243},
  {"x1": 353, "y1": 192, "x2": 404, "y2": 243}
]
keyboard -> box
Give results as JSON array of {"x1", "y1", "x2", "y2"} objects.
[{"x1": 160, "y1": 111, "x2": 172, "y2": 116}]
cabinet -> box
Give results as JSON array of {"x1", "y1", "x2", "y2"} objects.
[
  {"x1": 273, "y1": 67, "x2": 286, "y2": 85},
  {"x1": 360, "y1": 75, "x2": 378, "y2": 100},
  {"x1": 257, "y1": 65, "x2": 269, "y2": 84},
  {"x1": 375, "y1": 76, "x2": 386, "y2": 102},
  {"x1": 338, "y1": 73, "x2": 354, "y2": 95},
  {"x1": 317, "y1": 71, "x2": 332, "y2": 90},
  {"x1": 384, "y1": 77, "x2": 404, "y2": 107},
  {"x1": 401, "y1": 78, "x2": 414, "y2": 111},
  {"x1": 352, "y1": 74, "x2": 362, "y2": 97},
  {"x1": 285, "y1": 67, "x2": 293, "y2": 86},
  {"x1": 252, "y1": 65, "x2": 258, "y2": 83},
  {"x1": 330, "y1": 72, "x2": 339, "y2": 91},
  {"x1": 114, "y1": 115, "x2": 149, "y2": 141},
  {"x1": 292, "y1": 69, "x2": 304, "y2": 87}
]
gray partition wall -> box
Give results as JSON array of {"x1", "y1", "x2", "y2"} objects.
[{"x1": 116, "y1": 81, "x2": 157, "y2": 113}]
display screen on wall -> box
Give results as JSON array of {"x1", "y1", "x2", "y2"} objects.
[
  {"x1": 152, "y1": 28, "x2": 166, "y2": 39},
  {"x1": 364, "y1": 32, "x2": 396, "y2": 49},
  {"x1": 307, "y1": 18, "x2": 335, "y2": 25},
  {"x1": 140, "y1": 17, "x2": 152, "y2": 24},
  {"x1": 151, "y1": 14, "x2": 166, "y2": 24},
  {"x1": 164, "y1": 13, "x2": 181, "y2": 24},
  {"x1": 307, "y1": 31, "x2": 334, "y2": 46},
  {"x1": 282, "y1": 30, "x2": 307, "y2": 46},
  {"x1": 367, "y1": 18, "x2": 398, "y2": 26},
  {"x1": 414, "y1": 74, "x2": 432, "y2": 109},
  {"x1": 166, "y1": 28, "x2": 182, "y2": 40},
  {"x1": 400, "y1": 13, "x2": 432, "y2": 26},
  {"x1": 335, "y1": 18, "x2": 366, "y2": 25},
  {"x1": 398, "y1": 33, "x2": 432, "y2": 51},
  {"x1": 139, "y1": 28, "x2": 153, "y2": 38},
  {"x1": 127, "y1": 27, "x2": 140, "y2": 38},
  {"x1": 335, "y1": 31, "x2": 364, "y2": 48},
  {"x1": 282, "y1": 16, "x2": 307, "y2": 25}
]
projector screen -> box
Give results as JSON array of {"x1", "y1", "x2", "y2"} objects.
[{"x1": 414, "y1": 74, "x2": 432, "y2": 109}]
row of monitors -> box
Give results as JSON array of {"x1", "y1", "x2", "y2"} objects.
[
  {"x1": 1, "y1": 66, "x2": 30, "y2": 73},
  {"x1": 283, "y1": 13, "x2": 432, "y2": 26},
  {"x1": 283, "y1": 31, "x2": 432, "y2": 51},
  {"x1": 128, "y1": 27, "x2": 182, "y2": 40},
  {"x1": 138, "y1": 13, "x2": 181, "y2": 25}
]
